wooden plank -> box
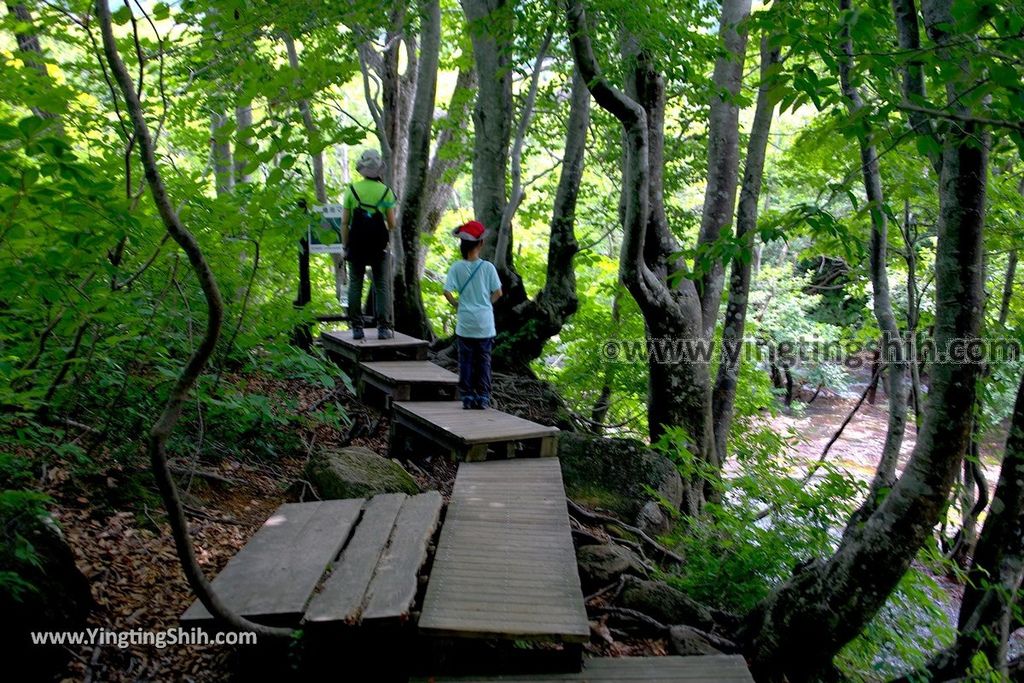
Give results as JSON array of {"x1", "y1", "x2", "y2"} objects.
[
  {"x1": 360, "y1": 360, "x2": 459, "y2": 385},
  {"x1": 303, "y1": 493, "x2": 406, "y2": 624},
  {"x1": 394, "y1": 401, "x2": 559, "y2": 444},
  {"x1": 411, "y1": 655, "x2": 756, "y2": 682},
  {"x1": 181, "y1": 499, "x2": 362, "y2": 624},
  {"x1": 321, "y1": 329, "x2": 429, "y2": 362},
  {"x1": 362, "y1": 491, "x2": 444, "y2": 621},
  {"x1": 419, "y1": 459, "x2": 588, "y2": 644}
]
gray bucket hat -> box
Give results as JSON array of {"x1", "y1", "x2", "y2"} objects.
[{"x1": 356, "y1": 149, "x2": 385, "y2": 179}]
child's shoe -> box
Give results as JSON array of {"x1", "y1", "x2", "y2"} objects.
[
  {"x1": 378, "y1": 327, "x2": 394, "y2": 340},
  {"x1": 473, "y1": 395, "x2": 490, "y2": 410},
  {"x1": 462, "y1": 394, "x2": 476, "y2": 410},
  {"x1": 352, "y1": 328, "x2": 365, "y2": 340}
]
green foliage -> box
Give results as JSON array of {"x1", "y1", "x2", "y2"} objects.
[{"x1": 659, "y1": 419, "x2": 861, "y2": 614}]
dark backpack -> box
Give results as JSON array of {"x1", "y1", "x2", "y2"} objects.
[{"x1": 346, "y1": 183, "x2": 391, "y2": 263}]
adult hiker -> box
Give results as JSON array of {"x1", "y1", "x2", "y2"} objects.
[
  {"x1": 341, "y1": 149, "x2": 397, "y2": 340},
  {"x1": 443, "y1": 220, "x2": 503, "y2": 409}
]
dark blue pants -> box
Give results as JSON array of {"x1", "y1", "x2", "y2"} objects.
[{"x1": 457, "y1": 336, "x2": 494, "y2": 404}]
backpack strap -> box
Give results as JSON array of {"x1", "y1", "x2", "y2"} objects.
[
  {"x1": 350, "y1": 182, "x2": 392, "y2": 212},
  {"x1": 457, "y1": 261, "x2": 485, "y2": 295}
]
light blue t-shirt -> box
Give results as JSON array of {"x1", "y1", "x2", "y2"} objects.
[{"x1": 444, "y1": 259, "x2": 502, "y2": 339}]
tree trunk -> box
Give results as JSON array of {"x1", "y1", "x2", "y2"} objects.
[
  {"x1": 392, "y1": 0, "x2": 440, "y2": 340},
  {"x1": 696, "y1": 0, "x2": 753, "y2": 337},
  {"x1": 210, "y1": 112, "x2": 234, "y2": 197},
  {"x1": 462, "y1": 0, "x2": 513, "y2": 269},
  {"x1": 96, "y1": 0, "x2": 290, "y2": 639},
  {"x1": 567, "y1": 0, "x2": 717, "y2": 515},
  {"x1": 495, "y1": 68, "x2": 589, "y2": 369},
  {"x1": 738, "y1": 2, "x2": 988, "y2": 675},
  {"x1": 838, "y1": 0, "x2": 908, "y2": 528},
  {"x1": 417, "y1": 65, "x2": 477, "y2": 239},
  {"x1": 6, "y1": 3, "x2": 62, "y2": 129},
  {"x1": 234, "y1": 104, "x2": 253, "y2": 185},
  {"x1": 283, "y1": 32, "x2": 343, "y2": 302},
  {"x1": 712, "y1": 36, "x2": 781, "y2": 463},
  {"x1": 1000, "y1": 215, "x2": 1018, "y2": 326},
  {"x1": 282, "y1": 34, "x2": 326, "y2": 204},
  {"x1": 898, "y1": 373, "x2": 1024, "y2": 681}
]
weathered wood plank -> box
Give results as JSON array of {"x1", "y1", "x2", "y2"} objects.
[
  {"x1": 321, "y1": 329, "x2": 429, "y2": 362},
  {"x1": 419, "y1": 459, "x2": 588, "y2": 644},
  {"x1": 394, "y1": 401, "x2": 559, "y2": 444},
  {"x1": 411, "y1": 655, "x2": 755, "y2": 682},
  {"x1": 362, "y1": 491, "x2": 444, "y2": 621},
  {"x1": 303, "y1": 493, "x2": 406, "y2": 624},
  {"x1": 181, "y1": 499, "x2": 362, "y2": 624},
  {"x1": 360, "y1": 360, "x2": 459, "y2": 385}
]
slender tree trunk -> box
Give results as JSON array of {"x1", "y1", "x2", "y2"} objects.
[
  {"x1": 417, "y1": 65, "x2": 477, "y2": 238},
  {"x1": 96, "y1": 0, "x2": 289, "y2": 639},
  {"x1": 838, "y1": 0, "x2": 908, "y2": 530},
  {"x1": 696, "y1": 0, "x2": 753, "y2": 337},
  {"x1": 496, "y1": 69, "x2": 590, "y2": 369},
  {"x1": 896, "y1": 374, "x2": 1024, "y2": 681},
  {"x1": 712, "y1": 36, "x2": 781, "y2": 463},
  {"x1": 282, "y1": 35, "x2": 325, "y2": 203},
  {"x1": 234, "y1": 104, "x2": 253, "y2": 185},
  {"x1": 283, "y1": 32, "x2": 342, "y2": 302},
  {"x1": 393, "y1": 0, "x2": 440, "y2": 340},
  {"x1": 462, "y1": 0, "x2": 512, "y2": 265},
  {"x1": 210, "y1": 112, "x2": 233, "y2": 197},
  {"x1": 6, "y1": 3, "x2": 62, "y2": 129},
  {"x1": 1000, "y1": 250, "x2": 1018, "y2": 327},
  {"x1": 738, "y1": 1, "x2": 989, "y2": 674}
]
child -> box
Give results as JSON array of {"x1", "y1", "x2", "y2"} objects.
[{"x1": 444, "y1": 221, "x2": 503, "y2": 409}]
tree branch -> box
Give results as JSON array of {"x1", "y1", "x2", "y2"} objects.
[{"x1": 96, "y1": 0, "x2": 291, "y2": 639}]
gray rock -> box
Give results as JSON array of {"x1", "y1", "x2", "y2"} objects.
[
  {"x1": 619, "y1": 578, "x2": 720, "y2": 633},
  {"x1": 635, "y1": 500, "x2": 672, "y2": 536},
  {"x1": 669, "y1": 625, "x2": 726, "y2": 656},
  {"x1": 576, "y1": 543, "x2": 648, "y2": 592},
  {"x1": 558, "y1": 432, "x2": 683, "y2": 518},
  {"x1": 306, "y1": 446, "x2": 420, "y2": 500}
]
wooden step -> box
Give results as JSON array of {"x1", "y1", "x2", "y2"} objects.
[
  {"x1": 321, "y1": 328, "x2": 429, "y2": 364},
  {"x1": 358, "y1": 360, "x2": 459, "y2": 408},
  {"x1": 391, "y1": 401, "x2": 559, "y2": 461},
  {"x1": 180, "y1": 499, "x2": 363, "y2": 626},
  {"x1": 304, "y1": 491, "x2": 443, "y2": 626},
  {"x1": 412, "y1": 655, "x2": 756, "y2": 682},
  {"x1": 418, "y1": 459, "x2": 588, "y2": 645}
]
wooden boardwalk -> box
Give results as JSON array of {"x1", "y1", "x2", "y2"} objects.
[
  {"x1": 418, "y1": 459, "x2": 588, "y2": 644},
  {"x1": 321, "y1": 328, "x2": 429, "y2": 364},
  {"x1": 392, "y1": 401, "x2": 559, "y2": 461},
  {"x1": 181, "y1": 493, "x2": 442, "y2": 628},
  {"x1": 181, "y1": 499, "x2": 362, "y2": 625},
  {"x1": 358, "y1": 360, "x2": 459, "y2": 407},
  {"x1": 412, "y1": 655, "x2": 756, "y2": 682},
  {"x1": 305, "y1": 491, "x2": 442, "y2": 626}
]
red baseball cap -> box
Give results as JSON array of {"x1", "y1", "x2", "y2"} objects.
[{"x1": 452, "y1": 220, "x2": 487, "y2": 241}]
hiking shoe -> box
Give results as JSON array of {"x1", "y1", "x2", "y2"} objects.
[
  {"x1": 377, "y1": 328, "x2": 394, "y2": 340},
  {"x1": 352, "y1": 328, "x2": 365, "y2": 340}
]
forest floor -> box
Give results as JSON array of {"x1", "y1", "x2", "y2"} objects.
[{"x1": 50, "y1": 375, "x2": 459, "y2": 683}]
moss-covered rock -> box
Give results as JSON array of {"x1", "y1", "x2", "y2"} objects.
[
  {"x1": 306, "y1": 446, "x2": 420, "y2": 500},
  {"x1": 558, "y1": 432, "x2": 682, "y2": 518},
  {"x1": 576, "y1": 543, "x2": 648, "y2": 591}
]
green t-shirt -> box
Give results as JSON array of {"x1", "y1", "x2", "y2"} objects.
[{"x1": 343, "y1": 179, "x2": 396, "y2": 216}]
